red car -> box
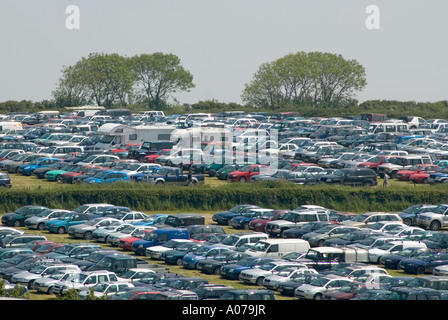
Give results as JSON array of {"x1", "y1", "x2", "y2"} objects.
[
  {"x1": 59, "y1": 165, "x2": 104, "y2": 183},
  {"x1": 248, "y1": 210, "x2": 289, "y2": 232},
  {"x1": 358, "y1": 155, "x2": 397, "y2": 172},
  {"x1": 396, "y1": 164, "x2": 440, "y2": 181},
  {"x1": 409, "y1": 166, "x2": 442, "y2": 184},
  {"x1": 118, "y1": 229, "x2": 155, "y2": 251},
  {"x1": 145, "y1": 149, "x2": 171, "y2": 163},
  {"x1": 111, "y1": 143, "x2": 142, "y2": 154},
  {"x1": 227, "y1": 164, "x2": 270, "y2": 182},
  {"x1": 33, "y1": 242, "x2": 64, "y2": 255}
]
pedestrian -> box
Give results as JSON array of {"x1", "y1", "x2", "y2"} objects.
[{"x1": 383, "y1": 173, "x2": 389, "y2": 187}]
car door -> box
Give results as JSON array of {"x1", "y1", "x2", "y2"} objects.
[{"x1": 103, "y1": 173, "x2": 116, "y2": 183}]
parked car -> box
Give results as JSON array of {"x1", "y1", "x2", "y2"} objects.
[
  {"x1": 24, "y1": 209, "x2": 72, "y2": 231},
  {"x1": 44, "y1": 212, "x2": 92, "y2": 234},
  {"x1": 219, "y1": 289, "x2": 275, "y2": 300},
  {"x1": 67, "y1": 217, "x2": 122, "y2": 240},
  {"x1": 1, "y1": 206, "x2": 49, "y2": 227},
  {"x1": 319, "y1": 167, "x2": 378, "y2": 186},
  {"x1": 212, "y1": 205, "x2": 261, "y2": 226},
  {"x1": 398, "y1": 251, "x2": 448, "y2": 274},
  {"x1": 294, "y1": 275, "x2": 353, "y2": 300}
]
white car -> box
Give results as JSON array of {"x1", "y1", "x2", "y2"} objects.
[
  {"x1": 145, "y1": 239, "x2": 193, "y2": 259},
  {"x1": 262, "y1": 267, "x2": 318, "y2": 290},
  {"x1": 11, "y1": 264, "x2": 81, "y2": 289},
  {"x1": 239, "y1": 261, "x2": 307, "y2": 286},
  {"x1": 294, "y1": 275, "x2": 353, "y2": 300},
  {"x1": 368, "y1": 240, "x2": 427, "y2": 263},
  {"x1": 34, "y1": 270, "x2": 82, "y2": 294},
  {"x1": 78, "y1": 281, "x2": 135, "y2": 299}
]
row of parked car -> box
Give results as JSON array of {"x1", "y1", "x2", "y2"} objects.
[
  {"x1": 1, "y1": 111, "x2": 448, "y2": 188},
  {"x1": 2, "y1": 201, "x2": 448, "y2": 300}
]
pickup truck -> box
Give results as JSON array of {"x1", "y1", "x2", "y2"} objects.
[
  {"x1": 140, "y1": 166, "x2": 204, "y2": 185},
  {"x1": 416, "y1": 204, "x2": 448, "y2": 231}
]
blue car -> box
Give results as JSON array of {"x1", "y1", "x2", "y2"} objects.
[
  {"x1": 131, "y1": 228, "x2": 190, "y2": 256},
  {"x1": 398, "y1": 251, "x2": 448, "y2": 274},
  {"x1": 182, "y1": 245, "x2": 232, "y2": 269},
  {"x1": 130, "y1": 166, "x2": 163, "y2": 182},
  {"x1": 219, "y1": 257, "x2": 275, "y2": 280},
  {"x1": 83, "y1": 170, "x2": 130, "y2": 184},
  {"x1": 212, "y1": 205, "x2": 261, "y2": 225},
  {"x1": 17, "y1": 157, "x2": 63, "y2": 176},
  {"x1": 229, "y1": 209, "x2": 272, "y2": 229},
  {"x1": 133, "y1": 214, "x2": 168, "y2": 226},
  {"x1": 44, "y1": 212, "x2": 92, "y2": 234}
]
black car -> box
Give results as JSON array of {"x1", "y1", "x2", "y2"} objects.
[
  {"x1": 1, "y1": 206, "x2": 49, "y2": 227},
  {"x1": 0, "y1": 172, "x2": 11, "y2": 188},
  {"x1": 196, "y1": 251, "x2": 251, "y2": 275},
  {"x1": 193, "y1": 284, "x2": 235, "y2": 300},
  {"x1": 161, "y1": 243, "x2": 207, "y2": 265},
  {"x1": 212, "y1": 205, "x2": 261, "y2": 225},
  {"x1": 282, "y1": 222, "x2": 333, "y2": 239},
  {"x1": 320, "y1": 167, "x2": 377, "y2": 186},
  {"x1": 219, "y1": 289, "x2": 275, "y2": 300}
]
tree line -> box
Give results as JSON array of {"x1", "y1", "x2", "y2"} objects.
[{"x1": 0, "y1": 50, "x2": 446, "y2": 119}]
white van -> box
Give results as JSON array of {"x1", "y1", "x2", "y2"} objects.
[
  {"x1": 0, "y1": 121, "x2": 22, "y2": 131},
  {"x1": 367, "y1": 122, "x2": 409, "y2": 134},
  {"x1": 245, "y1": 239, "x2": 310, "y2": 258}
]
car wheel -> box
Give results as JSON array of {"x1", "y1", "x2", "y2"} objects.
[
  {"x1": 37, "y1": 223, "x2": 45, "y2": 230},
  {"x1": 176, "y1": 258, "x2": 183, "y2": 266},
  {"x1": 256, "y1": 277, "x2": 264, "y2": 286},
  {"x1": 317, "y1": 239, "x2": 325, "y2": 247},
  {"x1": 416, "y1": 266, "x2": 425, "y2": 275},
  {"x1": 430, "y1": 221, "x2": 441, "y2": 231},
  {"x1": 239, "y1": 176, "x2": 246, "y2": 182},
  {"x1": 390, "y1": 171, "x2": 398, "y2": 179},
  {"x1": 213, "y1": 266, "x2": 221, "y2": 275},
  {"x1": 84, "y1": 231, "x2": 93, "y2": 240},
  {"x1": 313, "y1": 293, "x2": 323, "y2": 300},
  {"x1": 28, "y1": 280, "x2": 35, "y2": 290},
  {"x1": 57, "y1": 227, "x2": 66, "y2": 234},
  {"x1": 403, "y1": 218, "x2": 412, "y2": 226},
  {"x1": 243, "y1": 222, "x2": 250, "y2": 230},
  {"x1": 57, "y1": 175, "x2": 65, "y2": 183},
  {"x1": 422, "y1": 178, "x2": 428, "y2": 184},
  {"x1": 13, "y1": 220, "x2": 21, "y2": 228},
  {"x1": 226, "y1": 218, "x2": 233, "y2": 226}
]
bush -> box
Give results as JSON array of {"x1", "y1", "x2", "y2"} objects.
[{"x1": 0, "y1": 181, "x2": 447, "y2": 213}]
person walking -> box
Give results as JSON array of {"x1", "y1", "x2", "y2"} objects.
[{"x1": 383, "y1": 173, "x2": 389, "y2": 187}]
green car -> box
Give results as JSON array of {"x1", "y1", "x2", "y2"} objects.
[
  {"x1": 215, "y1": 164, "x2": 241, "y2": 180},
  {"x1": 204, "y1": 163, "x2": 226, "y2": 176},
  {"x1": 44, "y1": 166, "x2": 76, "y2": 182}
]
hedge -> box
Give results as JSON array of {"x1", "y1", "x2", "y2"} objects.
[{"x1": 1, "y1": 182, "x2": 448, "y2": 214}]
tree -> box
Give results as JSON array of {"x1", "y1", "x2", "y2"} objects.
[
  {"x1": 53, "y1": 52, "x2": 134, "y2": 108},
  {"x1": 241, "y1": 52, "x2": 366, "y2": 110},
  {"x1": 130, "y1": 53, "x2": 195, "y2": 109}
]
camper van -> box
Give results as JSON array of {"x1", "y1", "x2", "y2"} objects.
[
  {"x1": 245, "y1": 239, "x2": 311, "y2": 258},
  {"x1": 93, "y1": 124, "x2": 176, "y2": 150}
]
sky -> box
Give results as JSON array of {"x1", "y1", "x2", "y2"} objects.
[{"x1": 0, "y1": 0, "x2": 446, "y2": 106}]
